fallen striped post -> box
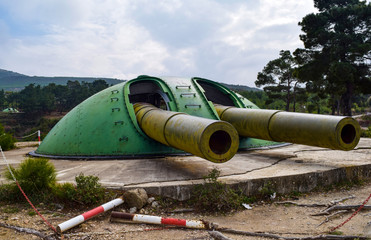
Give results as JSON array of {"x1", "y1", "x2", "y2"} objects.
[
  {"x1": 57, "y1": 197, "x2": 124, "y2": 233},
  {"x1": 110, "y1": 211, "x2": 209, "y2": 229}
]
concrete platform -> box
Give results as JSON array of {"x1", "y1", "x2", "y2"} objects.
[{"x1": 1, "y1": 139, "x2": 370, "y2": 200}]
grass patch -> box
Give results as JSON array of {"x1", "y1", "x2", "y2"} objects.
[
  {"x1": 2, "y1": 206, "x2": 20, "y2": 214},
  {"x1": 27, "y1": 210, "x2": 36, "y2": 216},
  {"x1": 329, "y1": 230, "x2": 343, "y2": 235},
  {"x1": 312, "y1": 178, "x2": 366, "y2": 193},
  {"x1": 189, "y1": 168, "x2": 249, "y2": 213},
  {"x1": 288, "y1": 190, "x2": 302, "y2": 198}
]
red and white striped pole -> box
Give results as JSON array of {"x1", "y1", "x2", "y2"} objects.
[
  {"x1": 57, "y1": 197, "x2": 124, "y2": 233},
  {"x1": 37, "y1": 130, "x2": 41, "y2": 145},
  {"x1": 111, "y1": 212, "x2": 208, "y2": 229}
]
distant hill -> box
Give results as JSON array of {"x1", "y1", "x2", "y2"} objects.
[
  {"x1": 221, "y1": 83, "x2": 261, "y2": 92},
  {"x1": 0, "y1": 69, "x2": 125, "y2": 91},
  {"x1": 0, "y1": 69, "x2": 260, "y2": 92}
]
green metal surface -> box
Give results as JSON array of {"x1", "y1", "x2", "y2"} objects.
[{"x1": 36, "y1": 82, "x2": 179, "y2": 157}]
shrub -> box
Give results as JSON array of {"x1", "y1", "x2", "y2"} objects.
[
  {"x1": 58, "y1": 173, "x2": 106, "y2": 205},
  {"x1": 0, "y1": 123, "x2": 15, "y2": 151},
  {"x1": 2, "y1": 158, "x2": 108, "y2": 206},
  {"x1": 53, "y1": 182, "x2": 76, "y2": 201},
  {"x1": 361, "y1": 126, "x2": 371, "y2": 138},
  {"x1": 74, "y1": 173, "x2": 105, "y2": 205},
  {"x1": 4, "y1": 157, "x2": 56, "y2": 194},
  {"x1": 0, "y1": 183, "x2": 22, "y2": 202},
  {"x1": 189, "y1": 168, "x2": 246, "y2": 213}
]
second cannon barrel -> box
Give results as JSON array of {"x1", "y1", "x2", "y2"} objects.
[{"x1": 214, "y1": 105, "x2": 360, "y2": 151}]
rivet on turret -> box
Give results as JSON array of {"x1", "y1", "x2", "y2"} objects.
[
  {"x1": 115, "y1": 121, "x2": 124, "y2": 125},
  {"x1": 185, "y1": 104, "x2": 201, "y2": 108},
  {"x1": 119, "y1": 136, "x2": 128, "y2": 142}
]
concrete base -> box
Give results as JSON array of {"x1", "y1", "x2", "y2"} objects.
[{"x1": 1, "y1": 139, "x2": 370, "y2": 200}]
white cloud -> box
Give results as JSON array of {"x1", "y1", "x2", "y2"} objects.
[{"x1": 0, "y1": 0, "x2": 316, "y2": 86}]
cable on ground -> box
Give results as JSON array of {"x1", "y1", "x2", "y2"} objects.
[
  {"x1": 330, "y1": 193, "x2": 371, "y2": 232},
  {"x1": 0, "y1": 146, "x2": 57, "y2": 234}
]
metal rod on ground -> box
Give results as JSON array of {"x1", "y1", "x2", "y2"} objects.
[
  {"x1": 111, "y1": 211, "x2": 209, "y2": 229},
  {"x1": 57, "y1": 197, "x2": 124, "y2": 233}
]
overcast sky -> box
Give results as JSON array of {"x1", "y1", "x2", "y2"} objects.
[{"x1": 0, "y1": 0, "x2": 316, "y2": 87}]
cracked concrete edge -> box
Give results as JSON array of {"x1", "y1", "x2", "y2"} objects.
[{"x1": 105, "y1": 164, "x2": 371, "y2": 201}]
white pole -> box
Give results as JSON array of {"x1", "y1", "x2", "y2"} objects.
[
  {"x1": 110, "y1": 212, "x2": 207, "y2": 229},
  {"x1": 57, "y1": 197, "x2": 124, "y2": 233},
  {"x1": 38, "y1": 130, "x2": 41, "y2": 145}
]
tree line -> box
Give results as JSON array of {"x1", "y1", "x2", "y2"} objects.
[
  {"x1": 255, "y1": 0, "x2": 370, "y2": 116},
  {"x1": 238, "y1": 89, "x2": 370, "y2": 115},
  {"x1": 0, "y1": 80, "x2": 109, "y2": 116}
]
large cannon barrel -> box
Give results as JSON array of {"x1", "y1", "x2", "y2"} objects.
[
  {"x1": 214, "y1": 105, "x2": 360, "y2": 151},
  {"x1": 133, "y1": 103, "x2": 239, "y2": 163}
]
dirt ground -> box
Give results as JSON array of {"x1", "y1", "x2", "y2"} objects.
[
  {"x1": 0, "y1": 181, "x2": 370, "y2": 240},
  {"x1": 1, "y1": 142, "x2": 370, "y2": 239}
]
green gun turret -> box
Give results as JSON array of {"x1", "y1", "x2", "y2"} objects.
[{"x1": 32, "y1": 76, "x2": 361, "y2": 163}]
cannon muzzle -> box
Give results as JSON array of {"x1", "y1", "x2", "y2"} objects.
[
  {"x1": 134, "y1": 103, "x2": 239, "y2": 163},
  {"x1": 214, "y1": 105, "x2": 360, "y2": 151}
]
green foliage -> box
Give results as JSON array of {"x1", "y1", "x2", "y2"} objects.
[
  {"x1": 0, "y1": 69, "x2": 121, "y2": 91},
  {"x1": 7, "y1": 79, "x2": 110, "y2": 117},
  {"x1": 329, "y1": 231, "x2": 343, "y2": 236},
  {"x1": 238, "y1": 90, "x2": 287, "y2": 110},
  {"x1": 2, "y1": 206, "x2": 20, "y2": 214},
  {"x1": 0, "y1": 184, "x2": 21, "y2": 202},
  {"x1": 53, "y1": 182, "x2": 77, "y2": 201},
  {"x1": 74, "y1": 173, "x2": 105, "y2": 205},
  {"x1": 295, "y1": 0, "x2": 371, "y2": 116},
  {"x1": 0, "y1": 158, "x2": 58, "y2": 202},
  {"x1": 289, "y1": 191, "x2": 302, "y2": 198},
  {"x1": 361, "y1": 126, "x2": 371, "y2": 138},
  {"x1": 28, "y1": 210, "x2": 36, "y2": 216},
  {"x1": 0, "y1": 89, "x2": 5, "y2": 109},
  {"x1": 360, "y1": 114, "x2": 371, "y2": 123},
  {"x1": 22, "y1": 117, "x2": 60, "y2": 141},
  {"x1": 239, "y1": 90, "x2": 267, "y2": 108},
  {"x1": 190, "y1": 168, "x2": 247, "y2": 213},
  {"x1": 0, "y1": 132, "x2": 15, "y2": 151},
  {"x1": 0, "y1": 123, "x2": 15, "y2": 151},
  {"x1": 1, "y1": 158, "x2": 108, "y2": 206},
  {"x1": 313, "y1": 178, "x2": 365, "y2": 193},
  {"x1": 258, "y1": 181, "x2": 276, "y2": 200},
  {"x1": 256, "y1": 50, "x2": 306, "y2": 112},
  {"x1": 4, "y1": 158, "x2": 56, "y2": 194},
  {"x1": 56, "y1": 173, "x2": 105, "y2": 205}
]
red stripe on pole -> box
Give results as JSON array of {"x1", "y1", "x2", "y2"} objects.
[
  {"x1": 161, "y1": 218, "x2": 187, "y2": 226},
  {"x1": 82, "y1": 206, "x2": 104, "y2": 220}
]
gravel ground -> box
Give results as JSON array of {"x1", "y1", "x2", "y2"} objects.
[{"x1": 0, "y1": 181, "x2": 370, "y2": 240}]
